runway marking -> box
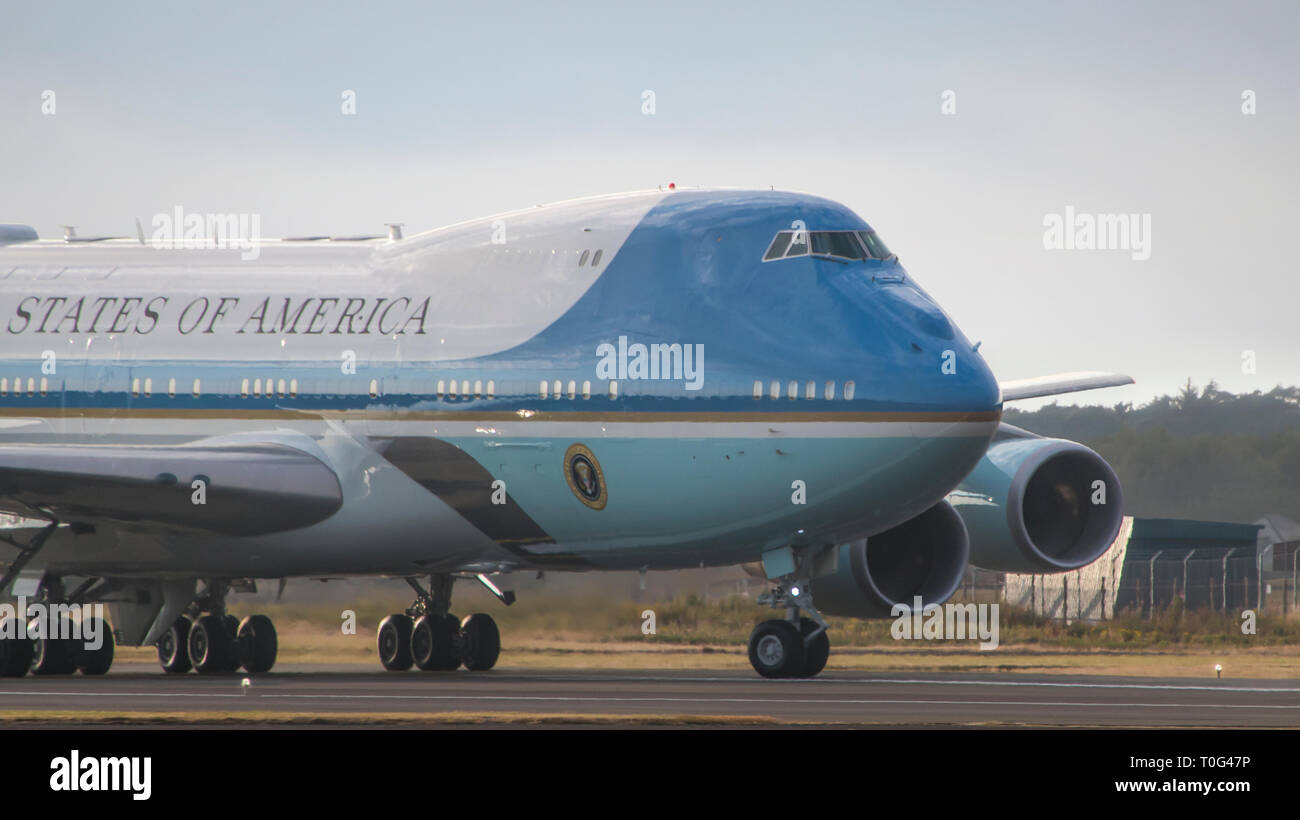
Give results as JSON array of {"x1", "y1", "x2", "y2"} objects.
[{"x1": 494, "y1": 673, "x2": 1300, "y2": 694}]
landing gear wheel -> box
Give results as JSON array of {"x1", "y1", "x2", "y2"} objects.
[
  {"x1": 189, "y1": 614, "x2": 235, "y2": 674},
  {"x1": 747, "y1": 619, "x2": 806, "y2": 679},
  {"x1": 0, "y1": 634, "x2": 33, "y2": 678},
  {"x1": 437, "y1": 614, "x2": 464, "y2": 670},
  {"x1": 76, "y1": 616, "x2": 115, "y2": 675},
  {"x1": 377, "y1": 614, "x2": 414, "y2": 671},
  {"x1": 460, "y1": 613, "x2": 500, "y2": 671},
  {"x1": 31, "y1": 619, "x2": 79, "y2": 676},
  {"x1": 158, "y1": 617, "x2": 193, "y2": 674},
  {"x1": 796, "y1": 617, "x2": 830, "y2": 678},
  {"x1": 237, "y1": 615, "x2": 277, "y2": 674},
  {"x1": 411, "y1": 613, "x2": 460, "y2": 671},
  {"x1": 221, "y1": 615, "x2": 242, "y2": 672}
]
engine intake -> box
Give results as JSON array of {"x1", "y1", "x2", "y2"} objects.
[
  {"x1": 951, "y1": 432, "x2": 1123, "y2": 573},
  {"x1": 814, "y1": 500, "x2": 970, "y2": 618}
]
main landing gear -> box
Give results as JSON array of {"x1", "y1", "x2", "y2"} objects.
[
  {"x1": 156, "y1": 581, "x2": 278, "y2": 675},
  {"x1": 377, "y1": 574, "x2": 502, "y2": 672},
  {"x1": 748, "y1": 578, "x2": 831, "y2": 679},
  {"x1": 0, "y1": 573, "x2": 117, "y2": 679},
  {"x1": 0, "y1": 614, "x2": 116, "y2": 678}
]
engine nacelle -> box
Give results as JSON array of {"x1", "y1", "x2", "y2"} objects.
[
  {"x1": 814, "y1": 500, "x2": 970, "y2": 618},
  {"x1": 950, "y1": 432, "x2": 1123, "y2": 573}
]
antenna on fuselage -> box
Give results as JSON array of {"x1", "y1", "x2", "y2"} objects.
[{"x1": 385, "y1": 223, "x2": 404, "y2": 241}]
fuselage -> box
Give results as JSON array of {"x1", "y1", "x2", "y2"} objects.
[{"x1": 0, "y1": 189, "x2": 1002, "y2": 578}]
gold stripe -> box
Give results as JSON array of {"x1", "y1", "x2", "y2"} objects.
[{"x1": 0, "y1": 407, "x2": 1002, "y2": 423}]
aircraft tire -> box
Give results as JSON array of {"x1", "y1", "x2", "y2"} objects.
[
  {"x1": 32, "y1": 619, "x2": 80, "y2": 676},
  {"x1": 0, "y1": 634, "x2": 34, "y2": 677},
  {"x1": 411, "y1": 613, "x2": 460, "y2": 671},
  {"x1": 221, "y1": 614, "x2": 243, "y2": 672},
  {"x1": 158, "y1": 617, "x2": 193, "y2": 674},
  {"x1": 76, "y1": 616, "x2": 115, "y2": 675},
  {"x1": 796, "y1": 617, "x2": 830, "y2": 678},
  {"x1": 237, "y1": 614, "x2": 278, "y2": 674},
  {"x1": 189, "y1": 614, "x2": 235, "y2": 674},
  {"x1": 460, "y1": 613, "x2": 500, "y2": 671},
  {"x1": 377, "y1": 614, "x2": 414, "y2": 671},
  {"x1": 747, "y1": 619, "x2": 805, "y2": 679}
]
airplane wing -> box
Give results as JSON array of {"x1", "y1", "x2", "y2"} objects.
[
  {"x1": 999, "y1": 371, "x2": 1134, "y2": 402},
  {"x1": 0, "y1": 441, "x2": 342, "y2": 537}
]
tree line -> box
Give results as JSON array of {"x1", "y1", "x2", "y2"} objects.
[{"x1": 1003, "y1": 381, "x2": 1300, "y2": 523}]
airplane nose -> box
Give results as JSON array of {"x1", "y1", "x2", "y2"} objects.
[
  {"x1": 961, "y1": 348, "x2": 1003, "y2": 413},
  {"x1": 877, "y1": 285, "x2": 954, "y2": 340},
  {"x1": 873, "y1": 285, "x2": 1001, "y2": 414}
]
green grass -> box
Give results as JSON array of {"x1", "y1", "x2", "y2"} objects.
[{"x1": 229, "y1": 590, "x2": 1300, "y2": 650}]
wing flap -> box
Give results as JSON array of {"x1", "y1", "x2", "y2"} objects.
[{"x1": 0, "y1": 442, "x2": 342, "y2": 536}]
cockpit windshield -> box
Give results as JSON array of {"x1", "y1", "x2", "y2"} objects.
[
  {"x1": 856, "y1": 230, "x2": 892, "y2": 260},
  {"x1": 811, "y1": 231, "x2": 865, "y2": 260},
  {"x1": 762, "y1": 229, "x2": 893, "y2": 262}
]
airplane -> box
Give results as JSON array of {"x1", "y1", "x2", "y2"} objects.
[{"x1": 0, "y1": 188, "x2": 1131, "y2": 679}]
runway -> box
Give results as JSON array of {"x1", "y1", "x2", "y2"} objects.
[{"x1": 3, "y1": 663, "x2": 1300, "y2": 726}]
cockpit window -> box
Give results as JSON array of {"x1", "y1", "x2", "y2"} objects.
[
  {"x1": 763, "y1": 229, "x2": 892, "y2": 262},
  {"x1": 857, "y1": 230, "x2": 892, "y2": 259},
  {"x1": 763, "y1": 230, "x2": 807, "y2": 260},
  {"x1": 811, "y1": 231, "x2": 866, "y2": 260},
  {"x1": 763, "y1": 231, "x2": 793, "y2": 260}
]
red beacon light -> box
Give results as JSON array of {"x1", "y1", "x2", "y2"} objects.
[{"x1": 668, "y1": 182, "x2": 675, "y2": 190}]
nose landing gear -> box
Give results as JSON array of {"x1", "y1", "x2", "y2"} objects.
[{"x1": 749, "y1": 565, "x2": 832, "y2": 678}]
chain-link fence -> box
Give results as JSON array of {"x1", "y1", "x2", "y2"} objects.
[
  {"x1": 1117, "y1": 547, "x2": 1299, "y2": 617},
  {"x1": 1004, "y1": 543, "x2": 1300, "y2": 620}
]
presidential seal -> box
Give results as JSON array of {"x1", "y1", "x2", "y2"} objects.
[{"x1": 563, "y1": 443, "x2": 607, "y2": 510}]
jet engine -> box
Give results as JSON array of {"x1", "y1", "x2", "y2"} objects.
[
  {"x1": 949, "y1": 427, "x2": 1123, "y2": 573},
  {"x1": 814, "y1": 500, "x2": 970, "y2": 618}
]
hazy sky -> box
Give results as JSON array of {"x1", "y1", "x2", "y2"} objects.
[{"x1": 2, "y1": 1, "x2": 1297, "y2": 408}]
